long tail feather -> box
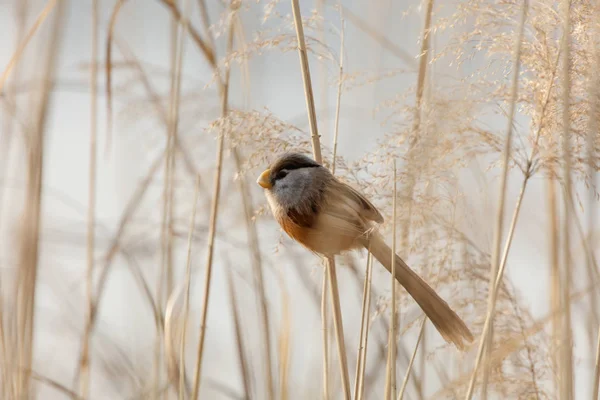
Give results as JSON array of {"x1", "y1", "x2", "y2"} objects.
[{"x1": 362, "y1": 234, "x2": 474, "y2": 350}]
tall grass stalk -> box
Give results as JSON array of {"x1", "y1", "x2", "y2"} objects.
[
  {"x1": 464, "y1": 1, "x2": 528, "y2": 397},
  {"x1": 190, "y1": 4, "x2": 236, "y2": 398},
  {"x1": 384, "y1": 160, "x2": 398, "y2": 400},
  {"x1": 78, "y1": 0, "x2": 99, "y2": 397}
]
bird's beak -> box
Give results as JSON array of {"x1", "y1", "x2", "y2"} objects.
[{"x1": 257, "y1": 169, "x2": 272, "y2": 189}]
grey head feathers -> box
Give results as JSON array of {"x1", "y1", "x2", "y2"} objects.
[
  {"x1": 268, "y1": 153, "x2": 321, "y2": 185},
  {"x1": 265, "y1": 153, "x2": 331, "y2": 219}
]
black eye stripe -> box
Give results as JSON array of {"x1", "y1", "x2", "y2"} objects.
[
  {"x1": 274, "y1": 169, "x2": 288, "y2": 181},
  {"x1": 277, "y1": 161, "x2": 320, "y2": 171}
]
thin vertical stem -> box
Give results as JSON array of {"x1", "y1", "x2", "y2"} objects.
[
  {"x1": 397, "y1": 318, "x2": 426, "y2": 400},
  {"x1": 326, "y1": 257, "x2": 351, "y2": 400},
  {"x1": 355, "y1": 254, "x2": 373, "y2": 400},
  {"x1": 331, "y1": 13, "x2": 345, "y2": 176},
  {"x1": 321, "y1": 272, "x2": 330, "y2": 400},
  {"x1": 16, "y1": 1, "x2": 65, "y2": 396},
  {"x1": 79, "y1": 0, "x2": 99, "y2": 397},
  {"x1": 353, "y1": 252, "x2": 372, "y2": 400},
  {"x1": 159, "y1": 0, "x2": 188, "y2": 398},
  {"x1": 559, "y1": 0, "x2": 574, "y2": 396},
  {"x1": 226, "y1": 267, "x2": 252, "y2": 399},
  {"x1": 180, "y1": 176, "x2": 201, "y2": 399},
  {"x1": 291, "y1": 0, "x2": 322, "y2": 163},
  {"x1": 465, "y1": 1, "x2": 528, "y2": 397},
  {"x1": 190, "y1": 5, "x2": 235, "y2": 398},
  {"x1": 290, "y1": 2, "x2": 352, "y2": 398},
  {"x1": 385, "y1": 160, "x2": 398, "y2": 400}
]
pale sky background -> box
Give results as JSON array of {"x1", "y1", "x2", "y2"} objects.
[{"x1": 0, "y1": 0, "x2": 597, "y2": 399}]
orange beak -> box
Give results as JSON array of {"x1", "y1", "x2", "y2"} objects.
[{"x1": 257, "y1": 169, "x2": 272, "y2": 189}]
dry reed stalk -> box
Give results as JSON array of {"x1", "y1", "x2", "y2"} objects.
[
  {"x1": 326, "y1": 256, "x2": 351, "y2": 400},
  {"x1": 78, "y1": 0, "x2": 99, "y2": 397},
  {"x1": 559, "y1": 0, "x2": 574, "y2": 395},
  {"x1": 291, "y1": 0, "x2": 322, "y2": 164},
  {"x1": 399, "y1": 0, "x2": 434, "y2": 264},
  {"x1": 15, "y1": 2, "x2": 65, "y2": 396},
  {"x1": 464, "y1": 1, "x2": 528, "y2": 397},
  {"x1": 397, "y1": 318, "x2": 426, "y2": 400},
  {"x1": 594, "y1": 327, "x2": 600, "y2": 399},
  {"x1": 354, "y1": 254, "x2": 373, "y2": 400},
  {"x1": 547, "y1": 177, "x2": 561, "y2": 396},
  {"x1": 277, "y1": 272, "x2": 292, "y2": 400},
  {"x1": 190, "y1": 4, "x2": 236, "y2": 398},
  {"x1": 290, "y1": 1, "x2": 350, "y2": 398},
  {"x1": 180, "y1": 175, "x2": 201, "y2": 399},
  {"x1": 216, "y1": 10, "x2": 273, "y2": 396},
  {"x1": 321, "y1": 272, "x2": 330, "y2": 400},
  {"x1": 0, "y1": 0, "x2": 57, "y2": 93},
  {"x1": 104, "y1": 0, "x2": 125, "y2": 152},
  {"x1": 481, "y1": 0, "x2": 529, "y2": 395},
  {"x1": 154, "y1": 14, "x2": 180, "y2": 399},
  {"x1": 225, "y1": 265, "x2": 252, "y2": 398},
  {"x1": 321, "y1": 15, "x2": 345, "y2": 398},
  {"x1": 158, "y1": 0, "x2": 214, "y2": 65},
  {"x1": 384, "y1": 160, "x2": 398, "y2": 400},
  {"x1": 331, "y1": 13, "x2": 344, "y2": 176},
  {"x1": 164, "y1": 0, "x2": 192, "y2": 397},
  {"x1": 0, "y1": 1, "x2": 30, "y2": 397}
]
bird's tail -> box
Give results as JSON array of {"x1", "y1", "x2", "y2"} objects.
[{"x1": 361, "y1": 234, "x2": 473, "y2": 350}]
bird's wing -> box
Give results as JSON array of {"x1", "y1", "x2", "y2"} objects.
[{"x1": 336, "y1": 181, "x2": 384, "y2": 224}]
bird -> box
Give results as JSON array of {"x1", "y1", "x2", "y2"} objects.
[{"x1": 256, "y1": 152, "x2": 473, "y2": 350}]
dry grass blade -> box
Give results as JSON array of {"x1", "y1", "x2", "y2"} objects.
[
  {"x1": 321, "y1": 272, "x2": 330, "y2": 400},
  {"x1": 547, "y1": 178, "x2": 561, "y2": 396},
  {"x1": 16, "y1": 2, "x2": 65, "y2": 397},
  {"x1": 401, "y1": 0, "x2": 434, "y2": 282},
  {"x1": 165, "y1": 0, "x2": 193, "y2": 396},
  {"x1": 105, "y1": 0, "x2": 127, "y2": 154},
  {"x1": 0, "y1": 0, "x2": 56, "y2": 94},
  {"x1": 464, "y1": 1, "x2": 528, "y2": 397},
  {"x1": 397, "y1": 318, "x2": 426, "y2": 400},
  {"x1": 78, "y1": 0, "x2": 99, "y2": 397},
  {"x1": 594, "y1": 328, "x2": 600, "y2": 400},
  {"x1": 559, "y1": 0, "x2": 574, "y2": 395},
  {"x1": 323, "y1": 16, "x2": 346, "y2": 397},
  {"x1": 331, "y1": 12, "x2": 344, "y2": 176},
  {"x1": 180, "y1": 175, "x2": 201, "y2": 399},
  {"x1": 190, "y1": 4, "x2": 236, "y2": 398},
  {"x1": 354, "y1": 253, "x2": 373, "y2": 400},
  {"x1": 225, "y1": 265, "x2": 252, "y2": 399},
  {"x1": 385, "y1": 160, "x2": 398, "y2": 400},
  {"x1": 158, "y1": 0, "x2": 215, "y2": 66},
  {"x1": 277, "y1": 272, "x2": 292, "y2": 400}
]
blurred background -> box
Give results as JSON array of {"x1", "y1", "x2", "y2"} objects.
[{"x1": 0, "y1": 0, "x2": 598, "y2": 398}]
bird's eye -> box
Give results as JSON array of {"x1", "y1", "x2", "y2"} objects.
[{"x1": 274, "y1": 170, "x2": 288, "y2": 181}]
